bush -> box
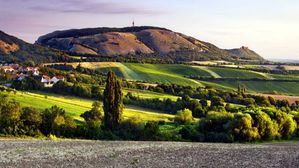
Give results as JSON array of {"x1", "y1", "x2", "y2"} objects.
[
  {"x1": 0, "y1": 98, "x2": 22, "y2": 135},
  {"x1": 81, "y1": 101, "x2": 103, "y2": 129},
  {"x1": 20, "y1": 107, "x2": 42, "y2": 136},
  {"x1": 174, "y1": 109, "x2": 193, "y2": 124},
  {"x1": 180, "y1": 125, "x2": 202, "y2": 141},
  {"x1": 276, "y1": 111, "x2": 297, "y2": 139},
  {"x1": 40, "y1": 106, "x2": 76, "y2": 137}
]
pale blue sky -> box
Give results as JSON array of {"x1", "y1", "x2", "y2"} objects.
[{"x1": 0, "y1": 0, "x2": 299, "y2": 59}]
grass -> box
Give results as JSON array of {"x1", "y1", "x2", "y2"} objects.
[
  {"x1": 123, "y1": 88, "x2": 179, "y2": 101},
  {"x1": 206, "y1": 67, "x2": 268, "y2": 79},
  {"x1": 51, "y1": 62, "x2": 299, "y2": 96},
  {"x1": 96, "y1": 63, "x2": 212, "y2": 87},
  {"x1": 5, "y1": 91, "x2": 174, "y2": 122},
  {"x1": 206, "y1": 81, "x2": 299, "y2": 96}
]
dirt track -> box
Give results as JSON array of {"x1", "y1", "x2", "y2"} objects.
[{"x1": 0, "y1": 140, "x2": 299, "y2": 168}]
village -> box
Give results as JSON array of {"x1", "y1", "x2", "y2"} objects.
[{"x1": 0, "y1": 63, "x2": 64, "y2": 87}]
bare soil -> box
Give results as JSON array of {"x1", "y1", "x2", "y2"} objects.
[{"x1": 0, "y1": 140, "x2": 299, "y2": 168}]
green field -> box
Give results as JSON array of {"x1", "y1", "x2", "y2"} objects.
[
  {"x1": 96, "y1": 63, "x2": 212, "y2": 87},
  {"x1": 64, "y1": 62, "x2": 299, "y2": 96},
  {"x1": 202, "y1": 81, "x2": 299, "y2": 95},
  {"x1": 4, "y1": 91, "x2": 174, "y2": 122},
  {"x1": 123, "y1": 88, "x2": 179, "y2": 101},
  {"x1": 205, "y1": 67, "x2": 269, "y2": 79}
]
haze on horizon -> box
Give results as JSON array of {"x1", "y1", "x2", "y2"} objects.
[{"x1": 0, "y1": 0, "x2": 298, "y2": 60}]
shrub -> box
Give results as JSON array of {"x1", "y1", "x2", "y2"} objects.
[
  {"x1": 81, "y1": 101, "x2": 103, "y2": 129},
  {"x1": 0, "y1": 99, "x2": 22, "y2": 135},
  {"x1": 175, "y1": 109, "x2": 193, "y2": 124},
  {"x1": 180, "y1": 125, "x2": 202, "y2": 141},
  {"x1": 20, "y1": 107, "x2": 42, "y2": 136},
  {"x1": 40, "y1": 106, "x2": 75, "y2": 137},
  {"x1": 276, "y1": 111, "x2": 297, "y2": 139}
]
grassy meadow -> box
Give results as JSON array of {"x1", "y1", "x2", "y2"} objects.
[
  {"x1": 5, "y1": 91, "x2": 174, "y2": 122},
  {"x1": 48, "y1": 62, "x2": 299, "y2": 96}
]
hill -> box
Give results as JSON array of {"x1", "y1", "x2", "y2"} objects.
[
  {"x1": 48, "y1": 62, "x2": 299, "y2": 95},
  {"x1": 37, "y1": 26, "x2": 264, "y2": 62},
  {"x1": 226, "y1": 46, "x2": 264, "y2": 60},
  {"x1": 0, "y1": 31, "x2": 72, "y2": 64}
]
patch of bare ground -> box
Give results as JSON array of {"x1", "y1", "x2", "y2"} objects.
[{"x1": 0, "y1": 140, "x2": 299, "y2": 168}]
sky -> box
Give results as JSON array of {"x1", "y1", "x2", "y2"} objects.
[{"x1": 0, "y1": 0, "x2": 299, "y2": 60}]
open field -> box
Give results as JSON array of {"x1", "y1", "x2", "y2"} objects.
[
  {"x1": 203, "y1": 80, "x2": 299, "y2": 96},
  {"x1": 123, "y1": 88, "x2": 179, "y2": 101},
  {"x1": 4, "y1": 91, "x2": 174, "y2": 122},
  {"x1": 0, "y1": 140, "x2": 298, "y2": 168},
  {"x1": 46, "y1": 62, "x2": 299, "y2": 95}
]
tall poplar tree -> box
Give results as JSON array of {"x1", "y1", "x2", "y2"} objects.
[{"x1": 103, "y1": 71, "x2": 123, "y2": 130}]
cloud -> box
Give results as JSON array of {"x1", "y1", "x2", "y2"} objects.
[{"x1": 27, "y1": 0, "x2": 163, "y2": 15}]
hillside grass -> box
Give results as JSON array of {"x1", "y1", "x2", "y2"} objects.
[
  {"x1": 4, "y1": 91, "x2": 174, "y2": 122},
  {"x1": 51, "y1": 62, "x2": 299, "y2": 96},
  {"x1": 95, "y1": 63, "x2": 211, "y2": 87},
  {"x1": 205, "y1": 81, "x2": 299, "y2": 96},
  {"x1": 206, "y1": 67, "x2": 268, "y2": 79},
  {"x1": 123, "y1": 88, "x2": 179, "y2": 101}
]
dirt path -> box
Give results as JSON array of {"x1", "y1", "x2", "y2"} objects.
[{"x1": 0, "y1": 140, "x2": 298, "y2": 168}]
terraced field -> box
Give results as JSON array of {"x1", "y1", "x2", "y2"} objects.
[{"x1": 4, "y1": 91, "x2": 174, "y2": 122}]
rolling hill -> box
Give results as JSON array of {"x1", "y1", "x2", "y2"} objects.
[
  {"x1": 37, "y1": 26, "x2": 264, "y2": 62},
  {"x1": 226, "y1": 46, "x2": 264, "y2": 60},
  {"x1": 50, "y1": 62, "x2": 299, "y2": 95},
  {"x1": 0, "y1": 31, "x2": 72, "y2": 64}
]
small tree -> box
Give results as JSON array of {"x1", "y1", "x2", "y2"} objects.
[
  {"x1": 103, "y1": 71, "x2": 123, "y2": 130},
  {"x1": 21, "y1": 107, "x2": 42, "y2": 135},
  {"x1": 81, "y1": 101, "x2": 103, "y2": 129},
  {"x1": 175, "y1": 109, "x2": 193, "y2": 124}
]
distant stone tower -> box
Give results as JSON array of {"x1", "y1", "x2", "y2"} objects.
[{"x1": 132, "y1": 20, "x2": 135, "y2": 27}]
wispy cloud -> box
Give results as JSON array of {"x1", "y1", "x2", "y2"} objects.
[{"x1": 27, "y1": 0, "x2": 163, "y2": 15}]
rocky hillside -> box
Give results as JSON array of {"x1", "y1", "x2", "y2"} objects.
[
  {"x1": 37, "y1": 26, "x2": 264, "y2": 61},
  {"x1": 0, "y1": 31, "x2": 72, "y2": 64},
  {"x1": 226, "y1": 46, "x2": 264, "y2": 61}
]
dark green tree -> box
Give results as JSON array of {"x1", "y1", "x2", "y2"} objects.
[
  {"x1": 103, "y1": 71, "x2": 123, "y2": 130},
  {"x1": 81, "y1": 101, "x2": 103, "y2": 129}
]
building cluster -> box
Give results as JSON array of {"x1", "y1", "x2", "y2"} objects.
[{"x1": 0, "y1": 63, "x2": 64, "y2": 87}]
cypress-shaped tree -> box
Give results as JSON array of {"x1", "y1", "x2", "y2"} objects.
[{"x1": 103, "y1": 71, "x2": 123, "y2": 130}]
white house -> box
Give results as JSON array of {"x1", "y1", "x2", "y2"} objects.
[
  {"x1": 51, "y1": 76, "x2": 64, "y2": 84},
  {"x1": 41, "y1": 75, "x2": 64, "y2": 87},
  {"x1": 41, "y1": 75, "x2": 52, "y2": 87}
]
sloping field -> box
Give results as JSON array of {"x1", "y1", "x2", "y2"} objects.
[
  {"x1": 206, "y1": 67, "x2": 268, "y2": 79},
  {"x1": 45, "y1": 62, "x2": 299, "y2": 95},
  {"x1": 5, "y1": 91, "x2": 174, "y2": 122},
  {"x1": 206, "y1": 81, "x2": 299, "y2": 96},
  {"x1": 1, "y1": 140, "x2": 298, "y2": 168},
  {"x1": 96, "y1": 63, "x2": 211, "y2": 87}
]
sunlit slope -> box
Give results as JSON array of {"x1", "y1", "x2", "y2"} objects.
[{"x1": 6, "y1": 91, "x2": 174, "y2": 122}]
